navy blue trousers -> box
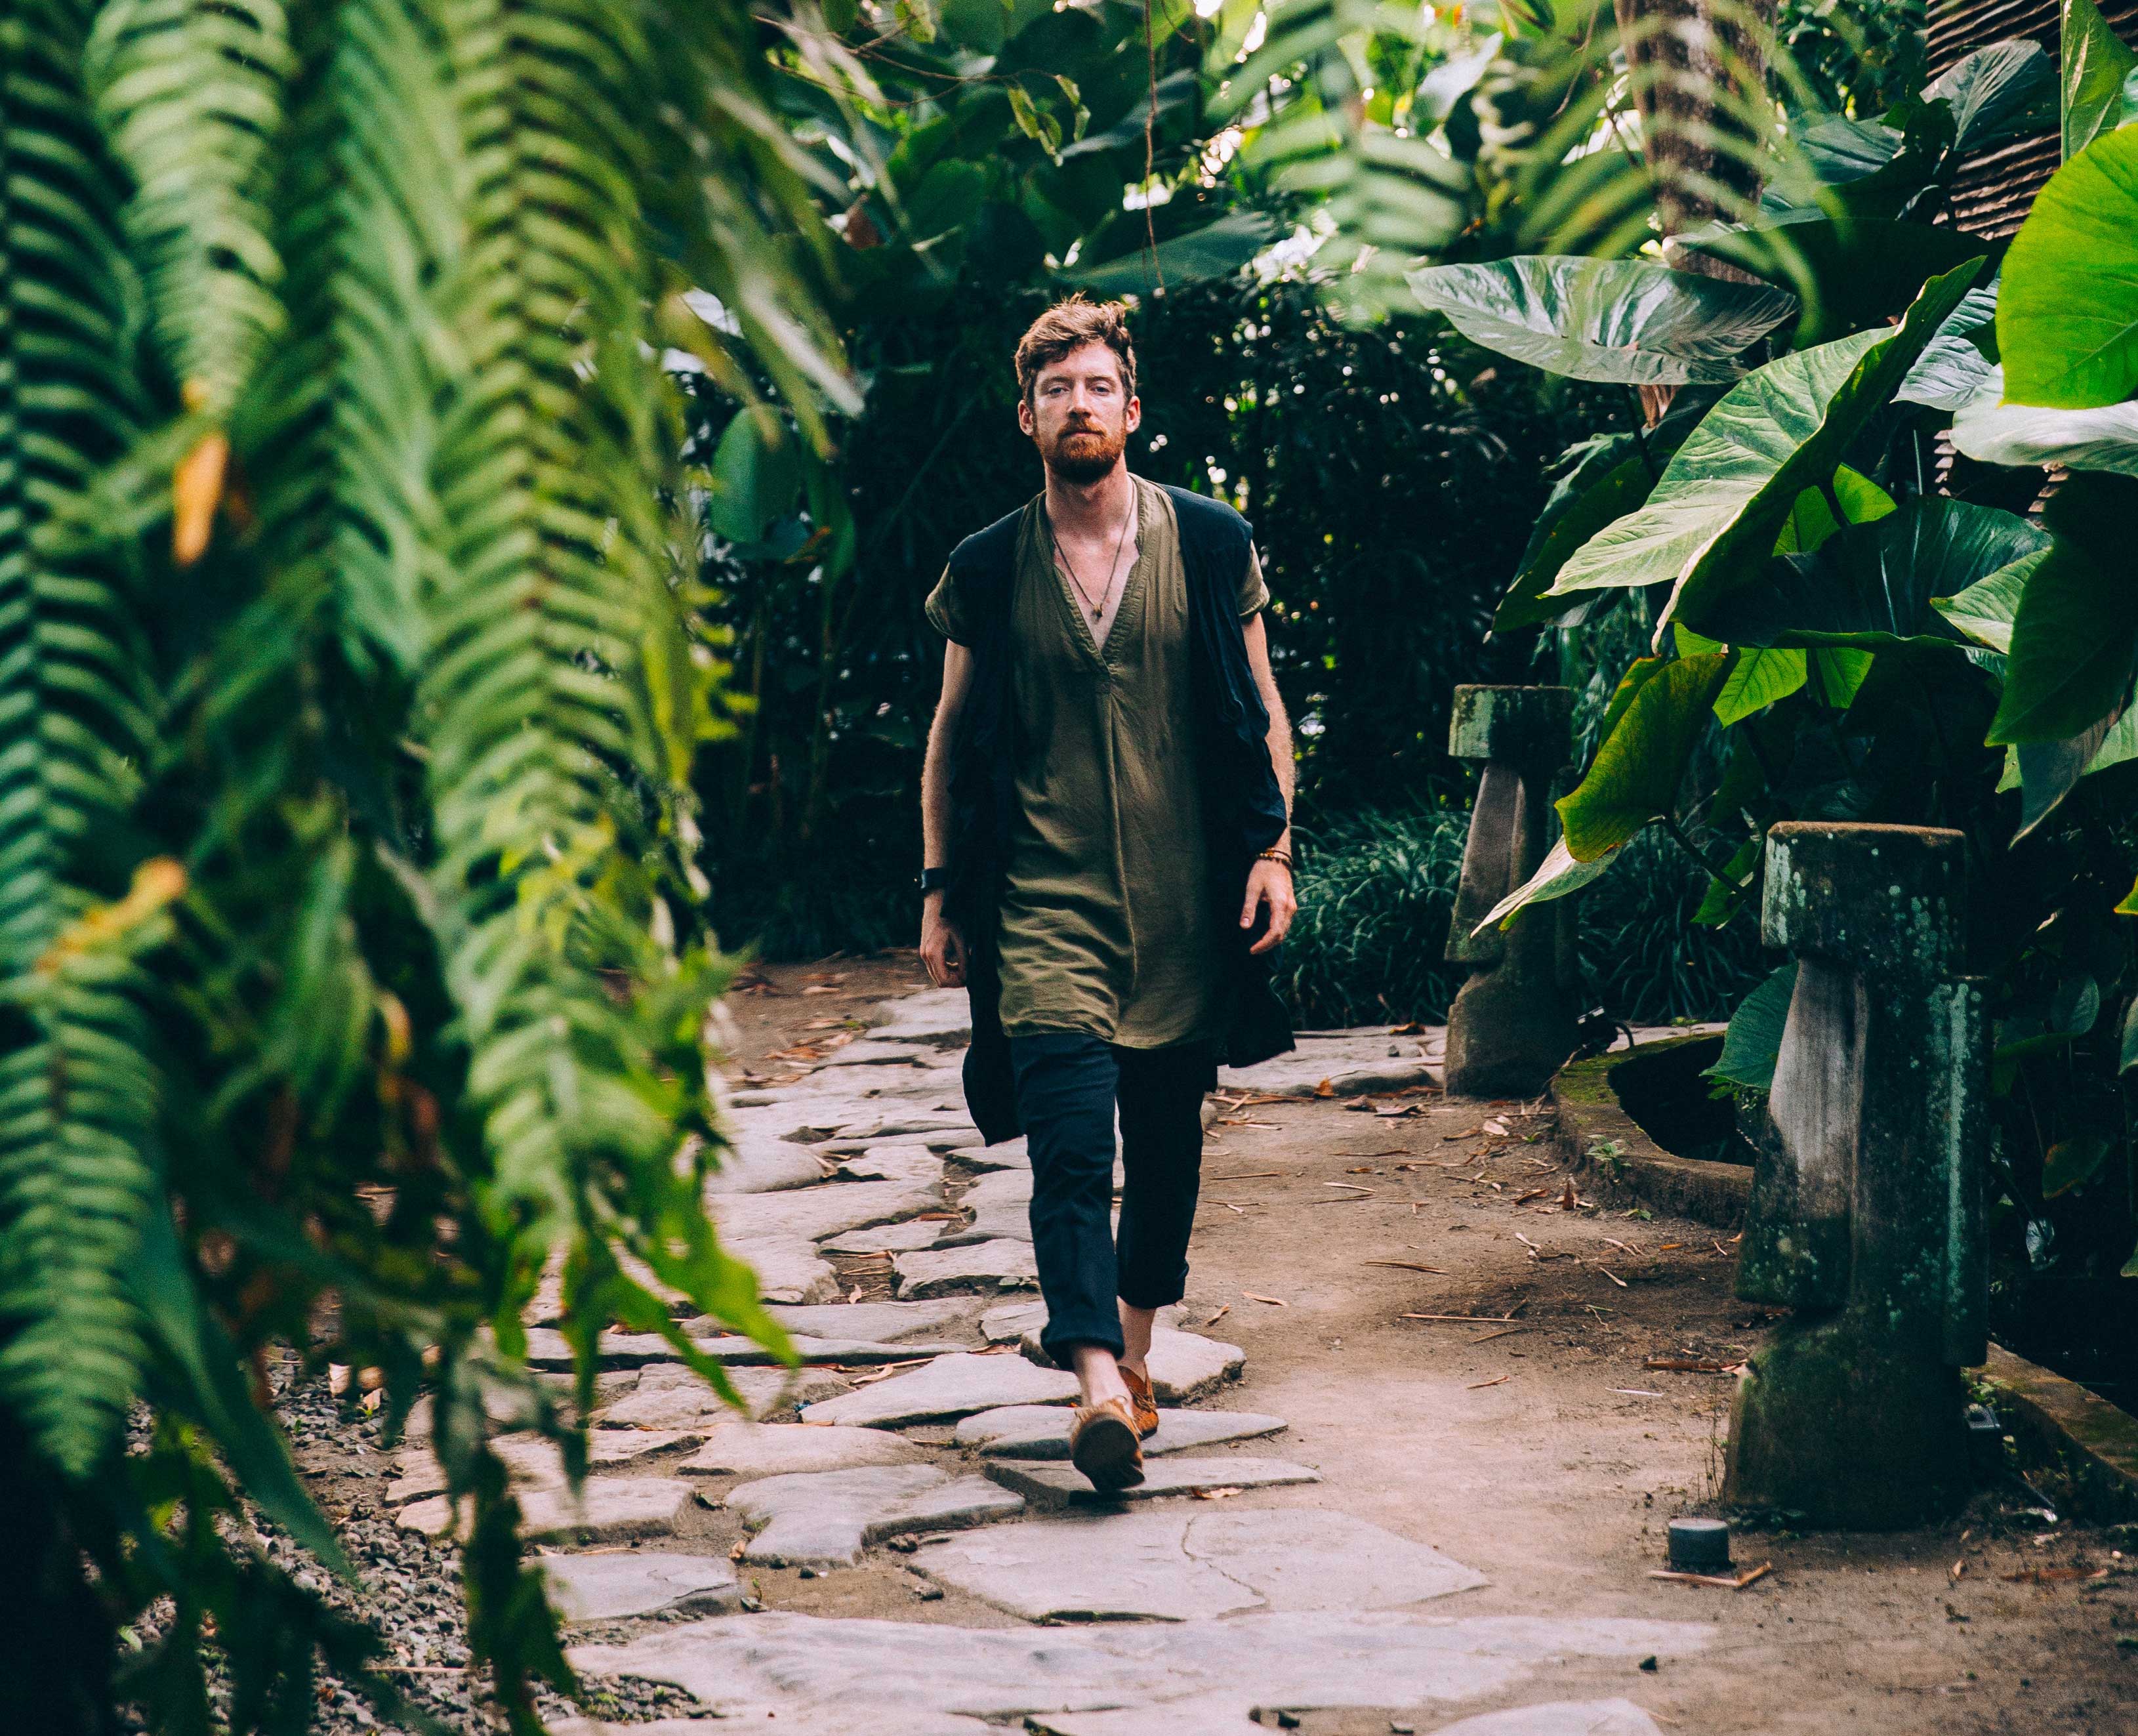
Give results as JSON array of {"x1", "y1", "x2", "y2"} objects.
[{"x1": 1009, "y1": 1031, "x2": 1212, "y2": 1365}]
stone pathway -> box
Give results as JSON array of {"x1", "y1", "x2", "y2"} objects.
[{"x1": 417, "y1": 983, "x2": 1711, "y2": 1734}]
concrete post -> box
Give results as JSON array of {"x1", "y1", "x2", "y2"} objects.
[
  {"x1": 1725, "y1": 822, "x2": 1988, "y2": 1527},
  {"x1": 1443, "y1": 685, "x2": 1579, "y2": 1099}
]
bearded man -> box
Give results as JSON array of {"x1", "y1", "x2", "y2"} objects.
[{"x1": 917, "y1": 297, "x2": 1298, "y2": 1491}]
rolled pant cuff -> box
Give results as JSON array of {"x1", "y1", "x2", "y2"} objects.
[{"x1": 1040, "y1": 1315, "x2": 1126, "y2": 1365}]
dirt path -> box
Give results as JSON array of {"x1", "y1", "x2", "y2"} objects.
[
  {"x1": 297, "y1": 959, "x2": 2138, "y2": 1735},
  {"x1": 711, "y1": 961, "x2": 2138, "y2": 1734}
]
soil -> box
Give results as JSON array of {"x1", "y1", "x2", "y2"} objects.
[{"x1": 292, "y1": 951, "x2": 2138, "y2": 1734}]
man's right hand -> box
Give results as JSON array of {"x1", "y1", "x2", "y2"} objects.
[{"x1": 920, "y1": 896, "x2": 967, "y2": 988}]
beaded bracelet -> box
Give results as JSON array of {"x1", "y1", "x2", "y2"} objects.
[{"x1": 1256, "y1": 848, "x2": 1294, "y2": 871}]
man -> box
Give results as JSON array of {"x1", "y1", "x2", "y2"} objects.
[{"x1": 917, "y1": 297, "x2": 1298, "y2": 1491}]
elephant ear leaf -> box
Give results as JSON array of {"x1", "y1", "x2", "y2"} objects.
[
  {"x1": 1405, "y1": 257, "x2": 1797, "y2": 386},
  {"x1": 1706, "y1": 962, "x2": 1799, "y2": 1092},
  {"x1": 1557, "y1": 654, "x2": 1735, "y2": 859},
  {"x1": 1999, "y1": 127, "x2": 2138, "y2": 409},
  {"x1": 1547, "y1": 260, "x2": 1985, "y2": 632},
  {"x1": 1694, "y1": 498, "x2": 2049, "y2": 650},
  {"x1": 2061, "y1": 0, "x2": 2138, "y2": 159},
  {"x1": 1922, "y1": 40, "x2": 2057, "y2": 155}
]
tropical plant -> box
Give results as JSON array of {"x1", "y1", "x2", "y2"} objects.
[
  {"x1": 1413, "y1": 5, "x2": 2138, "y2": 1378},
  {"x1": 2, "y1": 0, "x2": 848, "y2": 1727}
]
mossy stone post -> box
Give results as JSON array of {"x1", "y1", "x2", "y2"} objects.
[
  {"x1": 1725, "y1": 822, "x2": 1987, "y2": 1528},
  {"x1": 1443, "y1": 684, "x2": 1578, "y2": 1099}
]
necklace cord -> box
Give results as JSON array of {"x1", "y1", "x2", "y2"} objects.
[{"x1": 1050, "y1": 490, "x2": 1137, "y2": 624}]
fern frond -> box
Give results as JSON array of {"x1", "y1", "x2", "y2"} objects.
[
  {"x1": 0, "y1": 0, "x2": 160, "y2": 1476},
  {"x1": 87, "y1": 0, "x2": 293, "y2": 407}
]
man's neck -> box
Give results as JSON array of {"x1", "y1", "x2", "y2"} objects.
[{"x1": 1043, "y1": 460, "x2": 1134, "y2": 539}]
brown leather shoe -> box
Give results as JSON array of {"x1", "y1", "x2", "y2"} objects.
[
  {"x1": 1069, "y1": 1397, "x2": 1145, "y2": 1491},
  {"x1": 1120, "y1": 1364, "x2": 1159, "y2": 1439}
]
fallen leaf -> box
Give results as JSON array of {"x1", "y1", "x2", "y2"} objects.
[
  {"x1": 1513, "y1": 1187, "x2": 1549, "y2": 1204},
  {"x1": 1610, "y1": 1388, "x2": 1664, "y2": 1397},
  {"x1": 1593, "y1": 1264, "x2": 1630, "y2": 1289},
  {"x1": 1363, "y1": 1260, "x2": 1449, "y2": 1275},
  {"x1": 1643, "y1": 1357, "x2": 1744, "y2": 1374},
  {"x1": 1243, "y1": 1291, "x2": 1289, "y2": 1307},
  {"x1": 1201, "y1": 1305, "x2": 1231, "y2": 1329},
  {"x1": 1210, "y1": 1171, "x2": 1283, "y2": 1182},
  {"x1": 800, "y1": 983, "x2": 842, "y2": 995},
  {"x1": 1949, "y1": 1560, "x2": 1965, "y2": 1582},
  {"x1": 1559, "y1": 1178, "x2": 1578, "y2": 1209},
  {"x1": 1482, "y1": 1118, "x2": 1511, "y2": 1136},
  {"x1": 1193, "y1": 1487, "x2": 1245, "y2": 1500},
  {"x1": 1466, "y1": 1374, "x2": 1511, "y2": 1390},
  {"x1": 1313, "y1": 1079, "x2": 1335, "y2": 1098}
]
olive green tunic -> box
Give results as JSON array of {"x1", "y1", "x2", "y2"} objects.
[{"x1": 926, "y1": 477, "x2": 1269, "y2": 1047}]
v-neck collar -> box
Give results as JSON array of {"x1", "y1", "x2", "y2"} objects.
[{"x1": 1043, "y1": 484, "x2": 1147, "y2": 663}]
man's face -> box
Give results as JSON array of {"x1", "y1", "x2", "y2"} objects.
[{"x1": 1019, "y1": 342, "x2": 1140, "y2": 484}]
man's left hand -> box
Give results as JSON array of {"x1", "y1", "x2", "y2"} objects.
[{"x1": 1241, "y1": 858, "x2": 1296, "y2": 955}]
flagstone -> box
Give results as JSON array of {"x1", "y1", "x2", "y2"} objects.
[
  {"x1": 726, "y1": 1464, "x2": 1025, "y2": 1566},
  {"x1": 680, "y1": 1421, "x2": 926, "y2": 1478},
  {"x1": 955, "y1": 1405, "x2": 1285, "y2": 1459},
  {"x1": 800, "y1": 1352, "x2": 1077, "y2": 1427},
  {"x1": 831, "y1": 1146, "x2": 945, "y2": 1186},
  {"x1": 1425, "y1": 1702, "x2": 1666, "y2": 1736},
  {"x1": 946, "y1": 1136, "x2": 1029, "y2": 1172},
  {"x1": 593, "y1": 1365, "x2": 848, "y2": 1430},
  {"x1": 911, "y1": 1512, "x2": 1262, "y2": 1621},
  {"x1": 566, "y1": 1610, "x2": 1714, "y2": 1726},
  {"x1": 867, "y1": 989, "x2": 973, "y2": 1045},
  {"x1": 1027, "y1": 1696, "x2": 1266, "y2": 1735},
  {"x1": 981, "y1": 1299, "x2": 1048, "y2": 1343},
  {"x1": 823, "y1": 1219, "x2": 944, "y2": 1254},
  {"x1": 730, "y1": 1237, "x2": 840, "y2": 1307},
  {"x1": 936, "y1": 1167, "x2": 1031, "y2": 1245},
  {"x1": 1218, "y1": 1031, "x2": 1442, "y2": 1098},
  {"x1": 715, "y1": 1176, "x2": 943, "y2": 1245},
  {"x1": 758, "y1": 1299, "x2": 977, "y2": 1342},
  {"x1": 705, "y1": 1139, "x2": 830, "y2": 1196},
  {"x1": 894, "y1": 1239, "x2": 1039, "y2": 1298},
  {"x1": 985, "y1": 1455, "x2": 1321, "y2": 1507},
  {"x1": 539, "y1": 1551, "x2": 742, "y2": 1624},
  {"x1": 389, "y1": 1430, "x2": 695, "y2": 1505},
  {"x1": 400, "y1": 1476, "x2": 693, "y2": 1542}
]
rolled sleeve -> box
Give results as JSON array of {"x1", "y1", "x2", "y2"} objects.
[
  {"x1": 924, "y1": 565, "x2": 974, "y2": 645},
  {"x1": 1238, "y1": 546, "x2": 1270, "y2": 619}
]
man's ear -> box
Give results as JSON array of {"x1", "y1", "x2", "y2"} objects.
[
  {"x1": 1124, "y1": 395, "x2": 1141, "y2": 434},
  {"x1": 1017, "y1": 397, "x2": 1036, "y2": 436}
]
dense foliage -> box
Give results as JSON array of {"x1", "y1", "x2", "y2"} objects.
[
  {"x1": 1, "y1": 0, "x2": 838, "y2": 1726},
  {"x1": 1424, "y1": 7, "x2": 2138, "y2": 1392}
]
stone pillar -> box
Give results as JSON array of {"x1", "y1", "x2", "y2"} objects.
[
  {"x1": 1725, "y1": 822, "x2": 1988, "y2": 1528},
  {"x1": 1443, "y1": 685, "x2": 1579, "y2": 1099}
]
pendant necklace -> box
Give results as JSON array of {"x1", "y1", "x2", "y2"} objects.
[{"x1": 1051, "y1": 491, "x2": 1136, "y2": 625}]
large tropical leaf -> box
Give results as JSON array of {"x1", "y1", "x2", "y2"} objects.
[
  {"x1": 1934, "y1": 548, "x2": 2044, "y2": 653},
  {"x1": 1998, "y1": 126, "x2": 2138, "y2": 408},
  {"x1": 1921, "y1": 40, "x2": 2057, "y2": 156},
  {"x1": 2061, "y1": 0, "x2": 2138, "y2": 160},
  {"x1": 1896, "y1": 278, "x2": 1999, "y2": 411},
  {"x1": 1403, "y1": 257, "x2": 1798, "y2": 386},
  {"x1": 1706, "y1": 962, "x2": 1799, "y2": 1092},
  {"x1": 1557, "y1": 654, "x2": 1734, "y2": 860},
  {"x1": 1952, "y1": 364, "x2": 2138, "y2": 474},
  {"x1": 1473, "y1": 836, "x2": 1625, "y2": 936},
  {"x1": 1990, "y1": 473, "x2": 2138, "y2": 743},
  {"x1": 1548, "y1": 262, "x2": 1984, "y2": 632},
  {"x1": 1693, "y1": 499, "x2": 2050, "y2": 650},
  {"x1": 1684, "y1": 211, "x2": 1990, "y2": 348},
  {"x1": 1065, "y1": 211, "x2": 1280, "y2": 295}
]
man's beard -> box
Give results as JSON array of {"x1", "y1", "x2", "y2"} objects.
[{"x1": 1042, "y1": 422, "x2": 1126, "y2": 484}]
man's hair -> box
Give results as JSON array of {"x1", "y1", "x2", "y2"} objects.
[{"x1": 1014, "y1": 295, "x2": 1137, "y2": 405}]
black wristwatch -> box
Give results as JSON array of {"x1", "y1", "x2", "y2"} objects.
[{"x1": 918, "y1": 866, "x2": 951, "y2": 898}]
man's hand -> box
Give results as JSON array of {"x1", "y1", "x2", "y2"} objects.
[
  {"x1": 1240, "y1": 858, "x2": 1296, "y2": 955},
  {"x1": 920, "y1": 895, "x2": 968, "y2": 988}
]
